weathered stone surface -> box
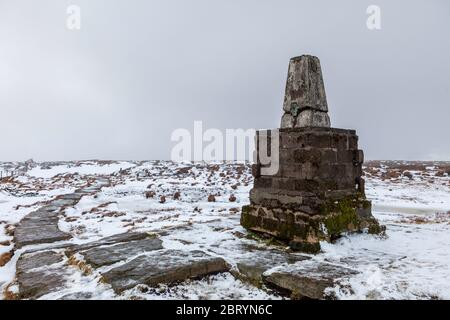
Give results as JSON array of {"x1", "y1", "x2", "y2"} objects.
[
  {"x1": 16, "y1": 250, "x2": 68, "y2": 299},
  {"x1": 14, "y1": 224, "x2": 71, "y2": 248},
  {"x1": 235, "y1": 250, "x2": 309, "y2": 285},
  {"x1": 50, "y1": 198, "x2": 79, "y2": 208},
  {"x1": 60, "y1": 193, "x2": 85, "y2": 201},
  {"x1": 58, "y1": 292, "x2": 94, "y2": 300},
  {"x1": 262, "y1": 260, "x2": 358, "y2": 299},
  {"x1": 17, "y1": 250, "x2": 64, "y2": 271},
  {"x1": 80, "y1": 237, "x2": 163, "y2": 268},
  {"x1": 242, "y1": 193, "x2": 379, "y2": 254},
  {"x1": 249, "y1": 188, "x2": 325, "y2": 212},
  {"x1": 102, "y1": 250, "x2": 229, "y2": 293},
  {"x1": 14, "y1": 185, "x2": 108, "y2": 249},
  {"x1": 295, "y1": 109, "x2": 330, "y2": 128},
  {"x1": 280, "y1": 113, "x2": 295, "y2": 128},
  {"x1": 282, "y1": 55, "x2": 328, "y2": 114},
  {"x1": 66, "y1": 232, "x2": 153, "y2": 255},
  {"x1": 242, "y1": 122, "x2": 383, "y2": 252}
]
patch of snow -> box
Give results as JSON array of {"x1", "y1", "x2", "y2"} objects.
[{"x1": 28, "y1": 161, "x2": 135, "y2": 179}]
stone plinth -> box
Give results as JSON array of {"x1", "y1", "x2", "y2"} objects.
[{"x1": 241, "y1": 127, "x2": 383, "y2": 253}]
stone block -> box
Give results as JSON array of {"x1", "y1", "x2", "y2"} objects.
[
  {"x1": 282, "y1": 55, "x2": 328, "y2": 114},
  {"x1": 353, "y1": 149, "x2": 364, "y2": 164},
  {"x1": 280, "y1": 113, "x2": 295, "y2": 128},
  {"x1": 296, "y1": 110, "x2": 331, "y2": 128}
]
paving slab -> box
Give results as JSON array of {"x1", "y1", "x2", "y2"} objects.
[
  {"x1": 102, "y1": 250, "x2": 229, "y2": 293},
  {"x1": 16, "y1": 250, "x2": 68, "y2": 299},
  {"x1": 80, "y1": 237, "x2": 163, "y2": 268},
  {"x1": 262, "y1": 260, "x2": 358, "y2": 299}
]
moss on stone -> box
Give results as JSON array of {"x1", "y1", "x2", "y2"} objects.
[
  {"x1": 322, "y1": 197, "x2": 361, "y2": 237},
  {"x1": 368, "y1": 220, "x2": 386, "y2": 235},
  {"x1": 240, "y1": 206, "x2": 253, "y2": 229},
  {"x1": 241, "y1": 199, "x2": 383, "y2": 254},
  {"x1": 362, "y1": 199, "x2": 371, "y2": 210},
  {"x1": 276, "y1": 220, "x2": 307, "y2": 240}
]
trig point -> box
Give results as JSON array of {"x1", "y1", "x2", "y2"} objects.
[{"x1": 241, "y1": 55, "x2": 383, "y2": 253}]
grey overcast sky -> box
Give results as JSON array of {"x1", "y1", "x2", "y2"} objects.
[{"x1": 0, "y1": 0, "x2": 449, "y2": 161}]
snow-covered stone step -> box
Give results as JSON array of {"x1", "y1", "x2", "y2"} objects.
[
  {"x1": 79, "y1": 237, "x2": 163, "y2": 268},
  {"x1": 101, "y1": 250, "x2": 229, "y2": 293},
  {"x1": 16, "y1": 250, "x2": 68, "y2": 299},
  {"x1": 262, "y1": 260, "x2": 358, "y2": 299}
]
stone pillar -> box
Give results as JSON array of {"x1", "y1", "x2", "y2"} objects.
[
  {"x1": 281, "y1": 55, "x2": 330, "y2": 128},
  {"x1": 242, "y1": 55, "x2": 383, "y2": 253}
]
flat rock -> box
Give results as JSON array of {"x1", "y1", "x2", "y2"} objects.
[
  {"x1": 60, "y1": 193, "x2": 85, "y2": 201},
  {"x1": 234, "y1": 245, "x2": 310, "y2": 285},
  {"x1": 12, "y1": 190, "x2": 96, "y2": 248},
  {"x1": 66, "y1": 232, "x2": 153, "y2": 254},
  {"x1": 80, "y1": 237, "x2": 163, "y2": 268},
  {"x1": 36, "y1": 205, "x2": 59, "y2": 213},
  {"x1": 16, "y1": 250, "x2": 68, "y2": 299},
  {"x1": 58, "y1": 292, "x2": 94, "y2": 300},
  {"x1": 102, "y1": 250, "x2": 229, "y2": 293},
  {"x1": 19, "y1": 211, "x2": 59, "y2": 225},
  {"x1": 50, "y1": 198, "x2": 79, "y2": 207},
  {"x1": 262, "y1": 260, "x2": 358, "y2": 299},
  {"x1": 14, "y1": 224, "x2": 71, "y2": 248},
  {"x1": 17, "y1": 250, "x2": 64, "y2": 271}
]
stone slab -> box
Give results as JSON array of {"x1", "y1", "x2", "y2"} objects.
[
  {"x1": 235, "y1": 250, "x2": 310, "y2": 285},
  {"x1": 80, "y1": 237, "x2": 163, "y2": 268},
  {"x1": 102, "y1": 250, "x2": 229, "y2": 293},
  {"x1": 263, "y1": 260, "x2": 358, "y2": 299},
  {"x1": 16, "y1": 250, "x2": 68, "y2": 299},
  {"x1": 66, "y1": 232, "x2": 153, "y2": 255},
  {"x1": 14, "y1": 225, "x2": 71, "y2": 248}
]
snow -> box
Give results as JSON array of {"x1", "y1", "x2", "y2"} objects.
[
  {"x1": 27, "y1": 161, "x2": 136, "y2": 179},
  {"x1": 323, "y1": 214, "x2": 450, "y2": 299},
  {"x1": 122, "y1": 273, "x2": 281, "y2": 300},
  {"x1": 1, "y1": 160, "x2": 449, "y2": 300}
]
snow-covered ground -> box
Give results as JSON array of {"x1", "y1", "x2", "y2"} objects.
[{"x1": 0, "y1": 160, "x2": 449, "y2": 300}]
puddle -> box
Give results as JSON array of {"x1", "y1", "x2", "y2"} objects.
[{"x1": 373, "y1": 204, "x2": 445, "y2": 215}]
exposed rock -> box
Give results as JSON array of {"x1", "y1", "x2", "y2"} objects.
[
  {"x1": 50, "y1": 198, "x2": 79, "y2": 208},
  {"x1": 79, "y1": 237, "x2": 163, "y2": 268},
  {"x1": 58, "y1": 292, "x2": 94, "y2": 300},
  {"x1": 14, "y1": 186, "x2": 107, "y2": 249},
  {"x1": 145, "y1": 191, "x2": 156, "y2": 198},
  {"x1": 262, "y1": 260, "x2": 358, "y2": 299},
  {"x1": 14, "y1": 224, "x2": 71, "y2": 248},
  {"x1": 60, "y1": 193, "x2": 85, "y2": 201},
  {"x1": 403, "y1": 171, "x2": 413, "y2": 179},
  {"x1": 235, "y1": 249, "x2": 309, "y2": 286},
  {"x1": 102, "y1": 250, "x2": 229, "y2": 293},
  {"x1": 66, "y1": 232, "x2": 153, "y2": 255},
  {"x1": 16, "y1": 250, "x2": 68, "y2": 299}
]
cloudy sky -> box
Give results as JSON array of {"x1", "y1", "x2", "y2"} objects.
[{"x1": 0, "y1": 0, "x2": 449, "y2": 161}]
